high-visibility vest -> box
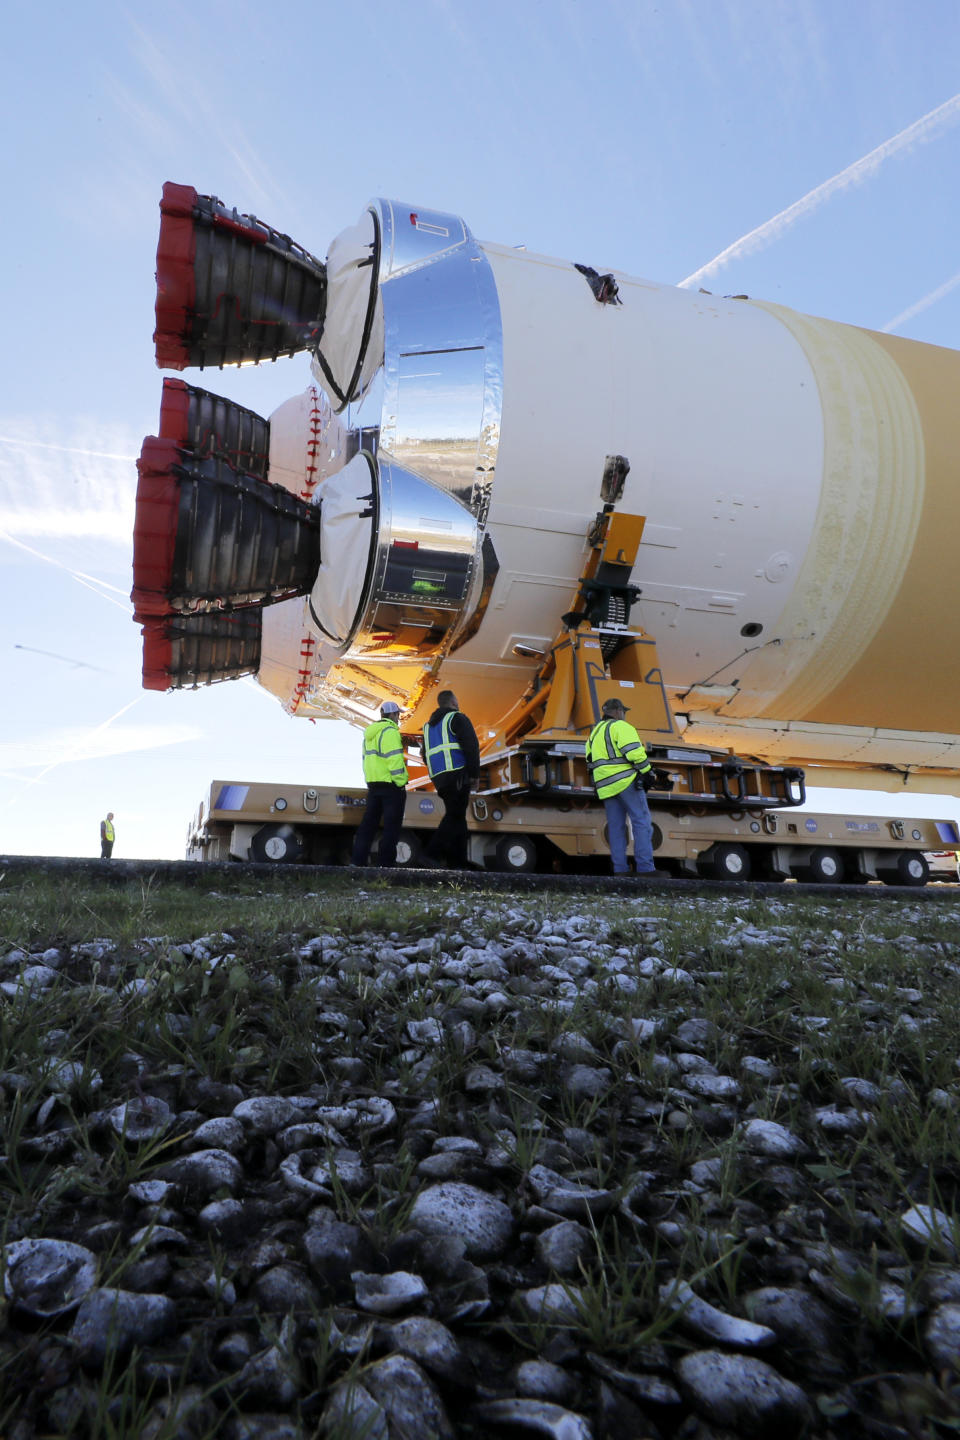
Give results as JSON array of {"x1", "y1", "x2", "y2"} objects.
[
  {"x1": 362, "y1": 720, "x2": 408, "y2": 786},
  {"x1": 423, "y1": 712, "x2": 465, "y2": 779},
  {"x1": 103, "y1": 819, "x2": 115, "y2": 841},
  {"x1": 585, "y1": 719, "x2": 652, "y2": 800}
]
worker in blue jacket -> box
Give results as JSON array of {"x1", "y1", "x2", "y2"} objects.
[
  {"x1": 352, "y1": 701, "x2": 409, "y2": 867},
  {"x1": 585, "y1": 697, "x2": 657, "y2": 876},
  {"x1": 422, "y1": 690, "x2": 480, "y2": 868}
]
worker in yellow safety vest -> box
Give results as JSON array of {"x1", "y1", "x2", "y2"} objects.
[
  {"x1": 352, "y1": 701, "x2": 409, "y2": 867},
  {"x1": 100, "y1": 812, "x2": 116, "y2": 860},
  {"x1": 585, "y1": 698, "x2": 658, "y2": 876}
]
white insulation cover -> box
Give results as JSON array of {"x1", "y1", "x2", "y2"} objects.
[
  {"x1": 315, "y1": 212, "x2": 384, "y2": 408},
  {"x1": 308, "y1": 452, "x2": 376, "y2": 646}
]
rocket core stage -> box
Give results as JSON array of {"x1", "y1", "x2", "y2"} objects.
[{"x1": 132, "y1": 187, "x2": 960, "y2": 790}]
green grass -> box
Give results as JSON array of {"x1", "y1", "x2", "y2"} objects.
[{"x1": 2, "y1": 866, "x2": 960, "y2": 1433}]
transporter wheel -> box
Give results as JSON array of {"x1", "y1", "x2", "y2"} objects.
[
  {"x1": 391, "y1": 830, "x2": 425, "y2": 868},
  {"x1": 802, "y1": 847, "x2": 844, "y2": 884},
  {"x1": 494, "y1": 835, "x2": 539, "y2": 873},
  {"x1": 698, "y1": 842, "x2": 751, "y2": 882},
  {"x1": 878, "y1": 850, "x2": 929, "y2": 887},
  {"x1": 250, "y1": 823, "x2": 305, "y2": 864}
]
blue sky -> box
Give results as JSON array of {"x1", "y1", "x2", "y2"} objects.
[{"x1": 3, "y1": 0, "x2": 960, "y2": 859}]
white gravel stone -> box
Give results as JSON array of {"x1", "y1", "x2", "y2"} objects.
[
  {"x1": 162, "y1": 1149, "x2": 244, "y2": 1195},
  {"x1": 515, "y1": 1360, "x2": 578, "y2": 1404},
  {"x1": 474, "y1": 1398, "x2": 593, "y2": 1439},
  {"x1": 128, "y1": 1180, "x2": 174, "y2": 1205},
  {"x1": 740, "y1": 1118, "x2": 804, "y2": 1157},
  {"x1": 353, "y1": 1271, "x2": 429, "y2": 1315},
  {"x1": 190, "y1": 1116, "x2": 245, "y2": 1152},
  {"x1": 387, "y1": 1317, "x2": 464, "y2": 1382},
  {"x1": 563, "y1": 1065, "x2": 612, "y2": 1100},
  {"x1": 535, "y1": 1221, "x2": 592, "y2": 1275},
  {"x1": 518, "y1": 1284, "x2": 584, "y2": 1325},
  {"x1": 69, "y1": 1288, "x2": 177, "y2": 1364},
  {"x1": 233, "y1": 1096, "x2": 300, "y2": 1135},
  {"x1": 362, "y1": 1355, "x2": 455, "y2": 1440},
  {"x1": 660, "y1": 1281, "x2": 776, "y2": 1349},
  {"x1": 815, "y1": 1106, "x2": 866, "y2": 1135},
  {"x1": 528, "y1": 1166, "x2": 617, "y2": 1221},
  {"x1": 109, "y1": 1096, "x2": 173, "y2": 1142},
  {"x1": 900, "y1": 1204, "x2": 959, "y2": 1257},
  {"x1": 406, "y1": 1018, "x2": 444, "y2": 1046},
  {"x1": 3, "y1": 1238, "x2": 98, "y2": 1316},
  {"x1": 322, "y1": 1382, "x2": 389, "y2": 1440},
  {"x1": 925, "y1": 1303, "x2": 960, "y2": 1369},
  {"x1": 677, "y1": 1349, "x2": 813, "y2": 1436},
  {"x1": 682, "y1": 1073, "x2": 740, "y2": 1100},
  {"x1": 840, "y1": 1076, "x2": 882, "y2": 1106},
  {"x1": 410, "y1": 1182, "x2": 514, "y2": 1260},
  {"x1": 741, "y1": 1056, "x2": 780, "y2": 1081}
]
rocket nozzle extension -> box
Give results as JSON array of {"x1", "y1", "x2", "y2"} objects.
[{"x1": 154, "y1": 182, "x2": 327, "y2": 371}]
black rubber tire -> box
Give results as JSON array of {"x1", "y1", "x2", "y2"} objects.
[
  {"x1": 878, "y1": 850, "x2": 929, "y2": 887},
  {"x1": 494, "y1": 835, "x2": 539, "y2": 873},
  {"x1": 249, "y1": 823, "x2": 305, "y2": 864},
  {"x1": 391, "y1": 830, "x2": 425, "y2": 868},
  {"x1": 698, "y1": 842, "x2": 751, "y2": 881},
  {"x1": 802, "y1": 847, "x2": 844, "y2": 884}
]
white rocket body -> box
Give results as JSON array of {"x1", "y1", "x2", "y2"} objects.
[{"x1": 254, "y1": 200, "x2": 960, "y2": 780}]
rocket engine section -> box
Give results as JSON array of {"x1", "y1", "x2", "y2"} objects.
[{"x1": 133, "y1": 186, "x2": 960, "y2": 784}]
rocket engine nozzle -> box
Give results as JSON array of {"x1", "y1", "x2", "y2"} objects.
[
  {"x1": 154, "y1": 182, "x2": 327, "y2": 370},
  {"x1": 141, "y1": 611, "x2": 262, "y2": 691},
  {"x1": 132, "y1": 379, "x2": 324, "y2": 633},
  {"x1": 157, "y1": 377, "x2": 271, "y2": 478}
]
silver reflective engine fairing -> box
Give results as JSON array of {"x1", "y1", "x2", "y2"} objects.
[{"x1": 306, "y1": 201, "x2": 502, "y2": 687}]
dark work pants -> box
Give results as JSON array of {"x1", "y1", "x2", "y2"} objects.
[
  {"x1": 100, "y1": 840, "x2": 114, "y2": 859},
  {"x1": 352, "y1": 783, "x2": 407, "y2": 866},
  {"x1": 427, "y1": 771, "x2": 472, "y2": 867}
]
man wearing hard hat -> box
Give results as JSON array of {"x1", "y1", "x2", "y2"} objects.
[
  {"x1": 585, "y1": 698, "x2": 658, "y2": 876},
  {"x1": 351, "y1": 701, "x2": 409, "y2": 867}
]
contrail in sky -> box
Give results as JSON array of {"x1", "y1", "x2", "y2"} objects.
[
  {"x1": 6, "y1": 697, "x2": 141, "y2": 800},
  {"x1": 14, "y1": 644, "x2": 106, "y2": 671},
  {"x1": 0, "y1": 435, "x2": 136, "y2": 462},
  {"x1": 0, "y1": 531, "x2": 132, "y2": 613},
  {"x1": 679, "y1": 92, "x2": 960, "y2": 290},
  {"x1": 882, "y1": 269, "x2": 960, "y2": 333}
]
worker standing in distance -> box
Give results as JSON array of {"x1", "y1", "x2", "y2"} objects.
[
  {"x1": 586, "y1": 699, "x2": 658, "y2": 876},
  {"x1": 351, "y1": 701, "x2": 409, "y2": 867},
  {"x1": 100, "y1": 812, "x2": 116, "y2": 860},
  {"x1": 422, "y1": 690, "x2": 480, "y2": 868}
]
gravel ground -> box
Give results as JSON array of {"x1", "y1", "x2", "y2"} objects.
[{"x1": 2, "y1": 880, "x2": 960, "y2": 1438}]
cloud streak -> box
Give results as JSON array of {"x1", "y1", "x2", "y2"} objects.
[
  {"x1": 0, "y1": 531, "x2": 133, "y2": 613},
  {"x1": 881, "y1": 269, "x2": 960, "y2": 333},
  {"x1": 679, "y1": 92, "x2": 960, "y2": 289},
  {"x1": 1, "y1": 715, "x2": 201, "y2": 788},
  {"x1": 0, "y1": 420, "x2": 138, "y2": 543}
]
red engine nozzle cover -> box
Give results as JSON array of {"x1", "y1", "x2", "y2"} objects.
[
  {"x1": 141, "y1": 611, "x2": 262, "y2": 691},
  {"x1": 154, "y1": 183, "x2": 198, "y2": 370},
  {"x1": 158, "y1": 377, "x2": 271, "y2": 481},
  {"x1": 153, "y1": 181, "x2": 327, "y2": 371},
  {"x1": 132, "y1": 436, "x2": 181, "y2": 618},
  {"x1": 131, "y1": 432, "x2": 322, "y2": 622}
]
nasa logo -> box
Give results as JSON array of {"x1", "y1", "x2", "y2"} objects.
[
  {"x1": 805, "y1": 819, "x2": 818, "y2": 832},
  {"x1": 419, "y1": 799, "x2": 435, "y2": 813}
]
